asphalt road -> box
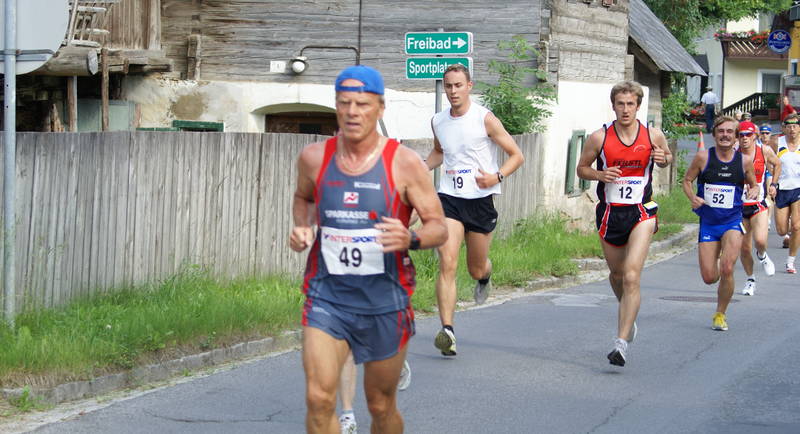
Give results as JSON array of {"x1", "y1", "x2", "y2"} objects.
[{"x1": 15, "y1": 226, "x2": 799, "y2": 434}]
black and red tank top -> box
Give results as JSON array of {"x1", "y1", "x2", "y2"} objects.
[
  {"x1": 303, "y1": 137, "x2": 415, "y2": 314},
  {"x1": 596, "y1": 121, "x2": 654, "y2": 205}
]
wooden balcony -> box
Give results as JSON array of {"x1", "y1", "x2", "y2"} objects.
[{"x1": 720, "y1": 37, "x2": 788, "y2": 60}]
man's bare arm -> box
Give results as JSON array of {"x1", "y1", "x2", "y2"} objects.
[
  {"x1": 485, "y1": 113, "x2": 524, "y2": 179},
  {"x1": 577, "y1": 128, "x2": 622, "y2": 183},
  {"x1": 649, "y1": 127, "x2": 673, "y2": 168},
  {"x1": 682, "y1": 151, "x2": 707, "y2": 209},
  {"x1": 424, "y1": 119, "x2": 444, "y2": 171},
  {"x1": 376, "y1": 146, "x2": 447, "y2": 252},
  {"x1": 289, "y1": 143, "x2": 323, "y2": 252}
]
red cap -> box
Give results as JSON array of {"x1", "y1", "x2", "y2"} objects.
[{"x1": 738, "y1": 121, "x2": 757, "y2": 133}]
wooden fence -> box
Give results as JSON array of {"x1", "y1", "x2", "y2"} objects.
[{"x1": 0, "y1": 131, "x2": 542, "y2": 310}]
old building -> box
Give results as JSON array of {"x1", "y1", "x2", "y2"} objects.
[{"x1": 14, "y1": 0, "x2": 703, "y2": 221}]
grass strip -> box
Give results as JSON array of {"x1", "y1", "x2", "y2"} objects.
[{"x1": 0, "y1": 186, "x2": 692, "y2": 391}]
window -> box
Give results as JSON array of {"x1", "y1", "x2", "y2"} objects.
[
  {"x1": 757, "y1": 69, "x2": 784, "y2": 94},
  {"x1": 565, "y1": 130, "x2": 590, "y2": 196}
]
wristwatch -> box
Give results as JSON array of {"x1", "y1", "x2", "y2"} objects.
[
  {"x1": 408, "y1": 231, "x2": 421, "y2": 250},
  {"x1": 771, "y1": 183, "x2": 779, "y2": 188},
  {"x1": 496, "y1": 171, "x2": 505, "y2": 183}
]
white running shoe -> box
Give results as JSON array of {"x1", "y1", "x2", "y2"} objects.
[
  {"x1": 786, "y1": 261, "x2": 796, "y2": 274},
  {"x1": 742, "y1": 279, "x2": 756, "y2": 296},
  {"x1": 759, "y1": 253, "x2": 775, "y2": 276},
  {"x1": 339, "y1": 414, "x2": 357, "y2": 434},
  {"x1": 397, "y1": 360, "x2": 411, "y2": 391},
  {"x1": 607, "y1": 338, "x2": 628, "y2": 367}
]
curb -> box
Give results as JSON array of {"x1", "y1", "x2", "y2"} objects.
[
  {"x1": 1, "y1": 331, "x2": 303, "y2": 405},
  {"x1": 1, "y1": 224, "x2": 698, "y2": 407}
]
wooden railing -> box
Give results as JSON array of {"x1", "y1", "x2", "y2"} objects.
[
  {"x1": 720, "y1": 37, "x2": 789, "y2": 60},
  {"x1": 722, "y1": 92, "x2": 779, "y2": 117}
]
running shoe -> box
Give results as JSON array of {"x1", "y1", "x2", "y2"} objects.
[
  {"x1": 474, "y1": 271, "x2": 491, "y2": 305},
  {"x1": 607, "y1": 338, "x2": 627, "y2": 367},
  {"x1": 628, "y1": 321, "x2": 638, "y2": 343},
  {"x1": 742, "y1": 278, "x2": 756, "y2": 296},
  {"x1": 397, "y1": 360, "x2": 411, "y2": 391},
  {"x1": 783, "y1": 235, "x2": 790, "y2": 248},
  {"x1": 759, "y1": 253, "x2": 775, "y2": 276},
  {"x1": 786, "y1": 261, "x2": 796, "y2": 274},
  {"x1": 339, "y1": 414, "x2": 357, "y2": 434},
  {"x1": 712, "y1": 312, "x2": 728, "y2": 331},
  {"x1": 434, "y1": 327, "x2": 457, "y2": 356}
]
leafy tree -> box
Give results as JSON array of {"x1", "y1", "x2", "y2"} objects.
[
  {"x1": 477, "y1": 36, "x2": 556, "y2": 134},
  {"x1": 644, "y1": 0, "x2": 792, "y2": 51}
]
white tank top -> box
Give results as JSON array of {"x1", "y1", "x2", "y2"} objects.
[
  {"x1": 432, "y1": 103, "x2": 501, "y2": 199},
  {"x1": 778, "y1": 136, "x2": 800, "y2": 190}
]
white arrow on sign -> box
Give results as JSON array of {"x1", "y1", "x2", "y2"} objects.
[{"x1": 454, "y1": 37, "x2": 466, "y2": 49}]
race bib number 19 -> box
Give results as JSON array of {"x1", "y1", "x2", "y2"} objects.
[
  {"x1": 444, "y1": 167, "x2": 479, "y2": 195},
  {"x1": 320, "y1": 227, "x2": 384, "y2": 275},
  {"x1": 704, "y1": 184, "x2": 735, "y2": 209}
]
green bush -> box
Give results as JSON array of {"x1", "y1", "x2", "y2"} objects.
[{"x1": 477, "y1": 36, "x2": 556, "y2": 134}]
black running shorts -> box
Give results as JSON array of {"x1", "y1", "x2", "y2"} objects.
[
  {"x1": 438, "y1": 193, "x2": 498, "y2": 234},
  {"x1": 742, "y1": 200, "x2": 768, "y2": 219},
  {"x1": 595, "y1": 202, "x2": 658, "y2": 247}
]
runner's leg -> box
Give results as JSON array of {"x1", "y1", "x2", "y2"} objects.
[
  {"x1": 338, "y1": 352, "x2": 357, "y2": 427},
  {"x1": 600, "y1": 218, "x2": 654, "y2": 341},
  {"x1": 717, "y1": 229, "x2": 743, "y2": 314},
  {"x1": 363, "y1": 345, "x2": 408, "y2": 434},
  {"x1": 303, "y1": 327, "x2": 351, "y2": 434},
  {"x1": 465, "y1": 231, "x2": 493, "y2": 280},
  {"x1": 698, "y1": 240, "x2": 722, "y2": 285},
  {"x1": 740, "y1": 218, "x2": 754, "y2": 276},
  {"x1": 435, "y1": 218, "x2": 465, "y2": 327}
]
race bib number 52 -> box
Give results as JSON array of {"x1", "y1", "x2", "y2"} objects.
[
  {"x1": 320, "y1": 227, "x2": 384, "y2": 275},
  {"x1": 704, "y1": 184, "x2": 735, "y2": 209}
]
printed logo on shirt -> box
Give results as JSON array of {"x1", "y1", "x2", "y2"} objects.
[
  {"x1": 612, "y1": 159, "x2": 644, "y2": 169},
  {"x1": 354, "y1": 181, "x2": 381, "y2": 190},
  {"x1": 343, "y1": 192, "x2": 359, "y2": 206}
]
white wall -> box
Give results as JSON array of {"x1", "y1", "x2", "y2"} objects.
[{"x1": 122, "y1": 76, "x2": 439, "y2": 139}]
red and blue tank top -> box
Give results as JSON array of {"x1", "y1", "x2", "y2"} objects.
[
  {"x1": 596, "y1": 121, "x2": 654, "y2": 206},
  {"x1": 303, "y1": 137, "x2": 415, "y2": 314}
]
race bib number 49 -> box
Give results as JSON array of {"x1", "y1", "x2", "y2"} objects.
[
  {"x1": 606, "y1": 177, "x2": 646, "y2": 204},
  {"x1": 320, "y1": 227, "x2": 384, "y2": 275},
  {"x1": 704, "y1": 184, "x2": 735, "y2": 209}
]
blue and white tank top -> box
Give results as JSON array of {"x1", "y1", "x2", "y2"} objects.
[{"x1": 695, "y1": 146, "x2": 745, "y2": 225}]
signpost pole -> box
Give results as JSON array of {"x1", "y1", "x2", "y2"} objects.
[
  {"x1": 434, "y1": 28, "x2": 443, "y2": 187},
  {"x1": 3, "y1": 0, "x2": 17, "y2": 327}
]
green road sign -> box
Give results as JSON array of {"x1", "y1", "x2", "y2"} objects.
[
  {"x1": 405, "y1": 32, "x2": 473, "y2": 55},
  {"x1": 405, "y1": 57, "x2": 472, "y2": 80}
]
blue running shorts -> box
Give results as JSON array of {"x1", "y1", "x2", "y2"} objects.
[
  {"x1": 698, "y1": 220, "x2": 745, "y2": 243},
  {"x1": 302, "y1": 297, "x2": 415, "y2": 364},
  {"x1": 775, "y1": 187, "x2": 800, "y2": 209}
]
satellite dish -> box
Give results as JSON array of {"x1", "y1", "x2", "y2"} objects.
[{"x1": 0, "y1": 0, "x2": 69, "y2": 75}]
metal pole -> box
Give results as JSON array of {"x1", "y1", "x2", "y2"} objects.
[
  {"x1": 433, "y1": 28, "x2": 444, "y2": 187},
  {"x1": 3, "y1": 0, "x2": 17, "y2": 327}
]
